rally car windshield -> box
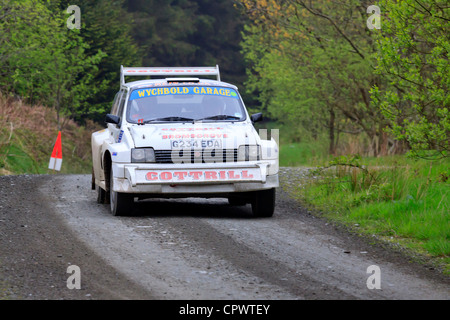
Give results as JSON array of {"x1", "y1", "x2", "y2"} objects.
[{"x1": 126, "y1": 86, "x2": 246, "y2": 124}]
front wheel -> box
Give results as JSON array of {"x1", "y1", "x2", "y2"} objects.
[
  {"x1": 96, "y1": 185, "x2": 106, "y2": 204},
  {"x1": 228, "y1": 197, "x2": 247, "y2": 206},
  {"x1": 251, "y1": 188, "x2": 276, "y2": 218},
  {"x1": 109, "y1": 169, "x2": 134, "y2": 216}
]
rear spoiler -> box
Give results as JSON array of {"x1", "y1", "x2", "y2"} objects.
[{"x1": 120, "y1": 65, "x2": 221, "y2": 86}]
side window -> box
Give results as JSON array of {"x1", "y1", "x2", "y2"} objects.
[
  {"x1": 110, "y1": 91, "x2": 122, "y2": 115},
  {"x1": 117, "y1": 90, "x2": 128, "y2": 118}
]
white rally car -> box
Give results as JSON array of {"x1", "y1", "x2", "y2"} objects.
[{"x1": 91, "y1": 66, "x2": 279, "y2": 217}]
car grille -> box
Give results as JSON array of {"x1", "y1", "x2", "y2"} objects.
[{"x1": 155, "y1": 149, "x2": 239, "y2": 164}]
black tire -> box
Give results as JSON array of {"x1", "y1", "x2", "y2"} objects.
[
  {"x1": 96, "y1": 185, "x2": 106, "y2": 204},
  {"x1": 251, "y1": 188, "x2": 276, "y2": 218},
  {"x1": 91, "y1": 167, "x2": 96, "y2": 190},
  {"x1": 228, "y1": 197, "x2": 247, "y2": 206},
  {"x1": 109, "y1": 169, "x2": 134, "y2": 216}
]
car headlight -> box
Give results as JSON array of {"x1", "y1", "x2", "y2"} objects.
[
  {"x1": 237, "y1": 145, "x2": 261, "y2": 161},
  {"x1": 131, "y1": 148, "x2": 156, "y2": 163}
]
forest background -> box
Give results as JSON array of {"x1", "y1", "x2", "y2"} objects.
[{"x1": 0, "y1": 0, "x2": 448, "y2": 159}]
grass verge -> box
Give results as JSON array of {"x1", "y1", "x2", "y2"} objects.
[
  {"x1": 0, "y1": 93, "x2": 100, "y2": 175},
  {"x1": 282, "y1": 155, "x2": 450, "y2": 275},
  {"x1": 279, "y1": 142, "x2": 328, "y2": 166}
]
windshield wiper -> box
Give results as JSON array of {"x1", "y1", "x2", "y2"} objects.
[
  {"x1": 144, "y1": 116, "x2": 195, "y2": 123},
  {"x1": 196, "y1": 115, "x2": 241, "y2": 121}
]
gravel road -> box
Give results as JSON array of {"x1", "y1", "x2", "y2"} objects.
[{"x1": 0, "y1": 169, "x2": 448, "y2": 300}]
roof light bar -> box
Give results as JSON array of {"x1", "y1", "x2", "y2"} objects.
[{"x1": 120, "y1": 65, "x2": 221, "y2": 86}]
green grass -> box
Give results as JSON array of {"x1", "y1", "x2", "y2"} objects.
[
  {"x1": 0, "y1": 93, "x2": 99, "y2": 176},
  {"x1": 280, "y1": 142, "x2": 328, "y2": 166},
  {"x1": 286, "y1": 155, "x2": 450, "y2": 274},
  {"x1": 0, "y1": 127, "x2": 92, "y2": 175},
  {"x1": 254, "y1": 120, "x2": 329, "y2": 166}
]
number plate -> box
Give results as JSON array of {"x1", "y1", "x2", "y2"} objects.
[{"x1": 170, "y1": 139, "x2": 222, "y2": 149}]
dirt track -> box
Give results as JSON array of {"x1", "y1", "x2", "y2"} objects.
[{"x1": 0, "y1": 170, "x2": 449, "y2": 300}]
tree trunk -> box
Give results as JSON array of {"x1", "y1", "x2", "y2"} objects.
[{"x1": 328, "y1": 107, "x2": 336, "y2": 155}]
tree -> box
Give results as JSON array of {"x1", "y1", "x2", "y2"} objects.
[
  {"x1": 370, "y1": 0, "x2": 449, "y2": 159},
  {"x1": 124, "y1": 0, "x2": 247, "y2": 90},
  {"x1": 0, "y1": 0, "x2": 57, "y2": 100},
  {"x1": 57, "y1": 0, "x2": 142, "y2": 122},
  {"x1": 125, "y1": 0, "x2": 200, "y2": 67},
  {"x1": 44, "y1": 29, "x2": 107, "y2": 128},
  {"x1": 0, "y1": 0, "x2": 107, "y2": 127},
  {"x1": 238, "y1": 0, "x2": 388, "y2": 155}
]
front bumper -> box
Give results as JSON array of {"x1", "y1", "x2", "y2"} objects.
[{"x1": 110, "y1": 161, "x2": 279, "y2": 195}]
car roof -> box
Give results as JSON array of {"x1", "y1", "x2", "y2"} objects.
[
  {"x1": 119, "y1": 66, "x2": 240, "y2": 92},
  {"x1": 122, "y1": 78, "x2": 238, "y2": 91}
]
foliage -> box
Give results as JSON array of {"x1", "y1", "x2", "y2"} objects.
[
  {"x1": 238, "y1": 0, "x2": 449, "y2": 159},
  {"x1": 0, "y1": 0, "x2": 107, "y2": 126},
  {"x1": 1, "y1": 0, "x2": 248, "y2": 124},
  {"x1": 57, "y1": 0, "x2": 142, "y2": 122},
  {"x1": 124, "y1": 0, "x2": 247, "y2": 91},
  {"x1": 370, "y1": 0, "x2": 449, "y2": 160},
  {"x1": 237, "y1": 0, "x2": 390, "y2": 156}
]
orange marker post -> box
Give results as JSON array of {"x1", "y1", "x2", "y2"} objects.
[{"x1": 49, "y1": 131, "x2": 63, "y2": 171}]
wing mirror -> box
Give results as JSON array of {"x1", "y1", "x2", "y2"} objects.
[
  {"x1": 105, "y1": 114, "x2": 121, "y2": 125},
  {"x1": 250, "y1": 112, "x2": 263, "y2": 123}
]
